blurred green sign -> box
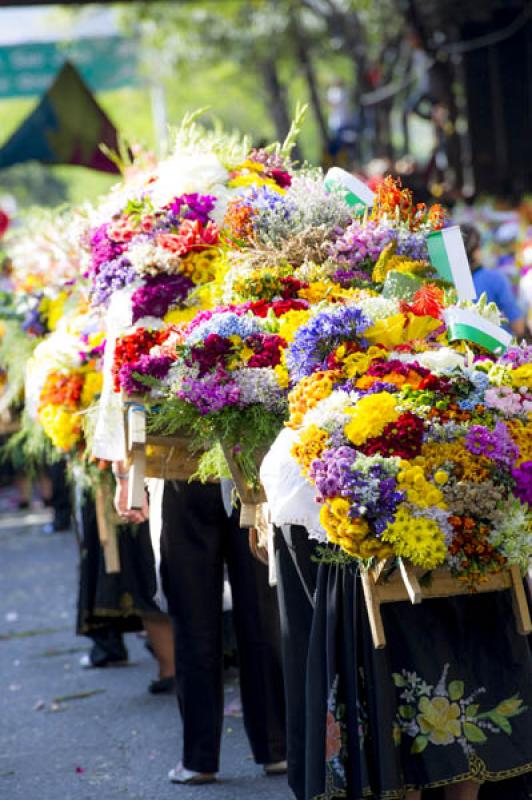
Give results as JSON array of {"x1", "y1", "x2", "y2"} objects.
[{"x1": 0, "y1": 36, "x2": 138, "y2": 98}]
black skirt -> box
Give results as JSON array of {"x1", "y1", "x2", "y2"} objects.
[
  {"x1": 76, "y1": 493, "x2": 163, "y2": 636},
  {"x1": 306, "y1": 561, "x2": 532, "y2": 800}
]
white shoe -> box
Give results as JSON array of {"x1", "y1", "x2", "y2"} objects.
[
  {"x1": 264, "y1": 760, "x2": 288, "y2": 776},
  {"x1": 168, "y1": 763, "x2": 217, "y2": 785}
]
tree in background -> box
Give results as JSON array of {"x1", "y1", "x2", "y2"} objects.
[{"x1": 122, "y1": 0, "x2": 411, "y2": 166}]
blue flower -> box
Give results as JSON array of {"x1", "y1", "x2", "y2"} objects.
[{"x1": 286, "y1": 305, "x2": 370, "y2": 383}]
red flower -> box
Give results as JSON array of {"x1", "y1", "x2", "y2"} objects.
[
  {"x1": 158, "y1": 219, "x2": 220, "y2": 256},
  {"x1": 400, "y1": 284, "x2": 445, "y2": 319},
  {"x1": 0, "y1": 209, "x2": 9, "y2": 239},
  {"x1": 247, "y1": 334, "x2": 286, "y2": 368},
  {"x1": 360, "y1": 411, "x2": 424, "y2": 458},
  {"x1": 270, "y1": 168, "x2": 292, "y2": 188}
]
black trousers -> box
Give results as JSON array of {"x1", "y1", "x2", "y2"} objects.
[
  {"x1": 274, "y1": 525, "x2": 319, "y2": 800},
  {"x1": 160, "y1": 480, "x2": 287, "y2": 773}
]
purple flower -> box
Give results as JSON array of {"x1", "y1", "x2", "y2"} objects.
[
  {"x1": 309, "y1": 447, "x2": 404, "y2": 532},
  {"x1": 464, "y1": 421, "x2": 519, "y2": 466},
  {"x1": 90, "y1": 256, "x2": 137, "y2": 307},
  {"x1": 88, "y1": 223, "x2": 126, "y2": 275},
  {"x1": 500, "y1": 345, "x2": 532, "y2": 367},
  {"x1": 119, "y1": 355, "x2": 172, "y2": 395},
  {"x1": 512, "y1": 461, "x2": 532, "y2": 504},
  {"x1": 178, "y1": 365, "x2": 240, "y2": 414},
  {"x1": 167, "y1": 193, "x2": 217, "y2": 226},
  {"x1": 329, "y1": 220, "x2": 427, "y2": 271},
  {"x1": 131, "y1": 274, "x2": 194, "y2": 323}
]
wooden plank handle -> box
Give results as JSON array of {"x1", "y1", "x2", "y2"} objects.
[
  {"x1": 361, "y1": 571, "x2": 386, "y2": 648},
  {"x1": 399, "y1": 559, "x2": 423, "y2": 605},
  {"x1": 95, "y1": 484, "x2": 120, "y2": 574},
  {"x1": 127, "y1": 449, "x2": 146, "y2": 511},
  {"x1": 509, "y1": 565, "x2": 532, "y2": 636}
]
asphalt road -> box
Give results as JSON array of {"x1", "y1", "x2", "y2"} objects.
[{"x1": 0, "y1": 498, "x2": 290, "y2": 800}]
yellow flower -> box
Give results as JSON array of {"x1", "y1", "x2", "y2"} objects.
[
  {"x1": 344, "y1": 392, "x2": 399, "y2": 446},
  {"x1": 397, "y1": 465, "x2": 445, "y2": 508},
  {"x1": 164, "y1": 307, "x2": 199, "y2": 325},
  {"x1": 274, "y1": 363, "x2": 289, "y2": 389},
  {"x1": 87, "y1": 331, "x2": 105, "y2": 349},
  {"x1": 81, "y1": 372, "x2": 103, "y2": 408},
  {"x1": 288, "y1": 370, "x2": 338, "y2": 428},
  {"x1": 511, "y1": 364, "x2": 532, "y2": 389},
  {"x1": 495, "y1": 697, "x2": 524, "y2": 717},
  {"x1": 38, "y1": 405, "x2": 80, "y2": 451},
  {"x1": 338, "y1": 345, "x2": 383, "y2": 379},
  {"x1": 45, "y1": 292, "x2": 69, "y2": 331},
  {"x1": 365, "y1": 313, "x2": 441, "y2": 349},
  {"x1": 181, "y1": 249, "x2": 220, "y2": 284},
  {"x1": 320, "y1": 498, "x2": 392, "y2": 560},
  {"x1": 417, "y1": 696, "x2": 461, "y2": 745},
  {"x1": 277, "y1": 309, "x2": 312, "y2": 344},
  {"x1": 291, "y1": 425, "x2": 329, "y2": 475},
  {"x1": 434, "y1": 470, "x2": 449, "y2": 486},
  {"x1": 381, "y1": 505, "x2": 447, "y2": 570}
]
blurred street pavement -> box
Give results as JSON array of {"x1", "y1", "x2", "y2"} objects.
[{"x1": 0, "y1": 496, "x2": 290, "y2": 800}]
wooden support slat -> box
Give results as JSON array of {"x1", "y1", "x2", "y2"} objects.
[
  {"x1": 399, "y1": 559, "x2": 422, "y2": 604},
  {"x1": 362, "y1": 561, "x2": 530, "y2": 649},
  {"x1": 509, "y1": 564, "x2": 532, "y2": 636},
  {"x1": 95, "y1": 484, "x2": 120, "y2": 574},
  {"x1": 361, "y1": 571, "x2": 386, "y2": 649},
  {"x1": 127, "y1": 448, "x2": 146, "y2": 510}
]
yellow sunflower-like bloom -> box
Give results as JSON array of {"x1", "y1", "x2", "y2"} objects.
[
  {"x1": 344, "y1": 391, "x2": 399, "y2": 446},
  {"x1": 381, "y1": 504, "x2": 447, "y2": 570}
]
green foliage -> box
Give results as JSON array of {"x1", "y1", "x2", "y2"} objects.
[
  {"x1": 0, "y1": 321, "x2": 37, "y2": 402},
  {"x1": 194, "y1": 442, "x2": 231, "y2": 483},
  {"x1": 1, "y1": 412, "x2": 60, "y2": 474}
]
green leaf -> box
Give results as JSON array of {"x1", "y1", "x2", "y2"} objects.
[
  {"x1": 398, "y1": 705, "x2": 415, "y2": 720},
  {"x1": 448, "y1": 681, "x2": 465, "y2": 701},
  {"x1": 487, "y1": 712, "x2": 512, "y2": 734},
  {"x1": 411, "y1": 735, "x2": 428, "y2": 754},
  {"x1": 465, "y1": 704, "x2": 480, "y2": 718},
  {"x1": 463, "y1": 723, "x2": 487, "y2": 744},
  {"x1": 392, "y1": 673, "x2": 407, "y2": 688}
]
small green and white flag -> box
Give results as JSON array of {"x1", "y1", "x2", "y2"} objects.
[
  {"x1": 324, "y1": 167, "x2": 375, "y2": 214},
  {"x1": 426, "y1": 225, "x2": 476, "y2": 301},
  {"x1": 444, "y1": 307, "x2": 512, "y2": 354}
]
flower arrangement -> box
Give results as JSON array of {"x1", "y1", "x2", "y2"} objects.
[
  {"x1": 28, "y1": 313, "x2": 105, "y2": 453},
  {"x1": 289, "y1": 331, "x2": 531, "y2": 585},
  {"x1": 144, "y1": 301, "x2": 304, "y2": 487}
]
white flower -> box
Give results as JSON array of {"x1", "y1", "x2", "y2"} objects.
[
  {"x1": 355, "y1": 295, "x2": 399, "y2": 323},
  {"x1": 302, "y1": 389, "x2": 354, "y2": 430},
  {"x1": 149, "y1": 151, "x2": 229, "y2": 209},
  {"x1": 414, "y1": 348, "x2": 466, "y2": 374}
]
